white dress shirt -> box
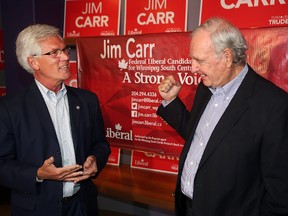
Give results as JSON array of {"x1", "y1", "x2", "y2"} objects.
[{"x1": 36, "y1": 80, "x2": 79, "y2": 197}]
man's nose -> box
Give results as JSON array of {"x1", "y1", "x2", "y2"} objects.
[{"x1": 191, "y1": 59, "x2": 199, "y2": 73}]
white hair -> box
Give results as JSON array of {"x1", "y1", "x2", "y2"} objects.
[{"x1": 15, "y1": 24, "x2": 62, "y2": 74}]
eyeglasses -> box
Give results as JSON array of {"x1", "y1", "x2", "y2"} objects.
[{"x1": 35, "y1": 47, "x2": 71, "y2": 58}]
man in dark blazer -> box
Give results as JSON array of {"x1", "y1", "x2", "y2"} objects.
[
  {"x1": 157, "y1": 17, "x2": 288, "y2": 216},
  {"x1": 0, "y1": 24, "x2": 111, "y2": 216}
]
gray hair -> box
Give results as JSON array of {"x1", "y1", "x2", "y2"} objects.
[
  {"x1": 193, "y1": 17, "x2": 248, "y2": 66},
  {"x1": 15, "y1": 24, "x2": 62, "y2": 74}
]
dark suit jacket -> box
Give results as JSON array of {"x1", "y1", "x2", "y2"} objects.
[
  {"x1": 157, "y1": 66, "x2": 288, "y2": 216},
  {"x1": 0, "y1": 82, "x2": 111, "y2": 216}
]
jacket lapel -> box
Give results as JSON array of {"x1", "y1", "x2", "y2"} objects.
[
  {"x1": 198, "y1": 68, "x2": 256, "y2": 168},
  {"x1": 29, "y1": 82, "x2": 58, "y2": 140},
  {"x1": 66, "y1": 87, "x2": 81, "y2": 150}
]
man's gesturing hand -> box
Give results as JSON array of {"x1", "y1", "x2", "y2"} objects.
[{"x1": 36, "y1": 156, "x2": 83, "y2": 181}]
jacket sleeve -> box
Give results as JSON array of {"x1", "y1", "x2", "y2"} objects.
[
  {"x1": 0, "y1": 99, "x2": 38, "y2": 194},
  {"x1": 157, "y1": 97, "x2": 190, "y2": 139},
  {"x1": 92, "y1": 97, "x2": 111, "y2": 176}
]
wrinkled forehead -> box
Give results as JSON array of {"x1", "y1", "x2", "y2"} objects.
[
  {"x1": 190, "y1": 30, "x2": 214, "y2": 56},
  {"x1": 38, "y1": 36, "x2": 65, "y2": 50}
]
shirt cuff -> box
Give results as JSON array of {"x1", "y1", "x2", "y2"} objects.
[
  {"x1": 36, "y1": 176, "x2": 43, "y2": 182},
  {"x1": 162, "y1": 97, "x2": 176, "y2": 107}
]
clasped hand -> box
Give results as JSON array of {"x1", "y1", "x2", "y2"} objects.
[{"x1": 37, "y1": 156, "x2": 97, "y2": 183}]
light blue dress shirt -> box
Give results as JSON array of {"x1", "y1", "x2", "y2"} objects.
[{"x1": 181, "y1": 65, "x2": 248, "y2": 199}]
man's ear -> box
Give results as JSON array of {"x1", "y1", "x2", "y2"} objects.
[
  {"x1": 27, "y1": 56, "x2": 40, "y2": 71},
  {"x1": 223, "y1": 48, "x2": 233, "y2": 68}
]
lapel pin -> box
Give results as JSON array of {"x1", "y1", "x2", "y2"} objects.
[{"x1": 76, "y1": 106, "x2": 80, "y2": 110}]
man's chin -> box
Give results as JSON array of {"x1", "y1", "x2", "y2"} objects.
[
  {"x1": 62, "y1": 73, "x2": 72, "y2": 81},
  {"x1": 202, "y1": 80, "x2": 212, "y2": 87}
]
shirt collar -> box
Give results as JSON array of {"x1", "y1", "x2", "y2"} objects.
[
  {"x1": 209, "y1": 64, "x2": 248, "y2": 100},
  {"x1": 35, "y1": 79, "x2": 67, "y2": 100}
]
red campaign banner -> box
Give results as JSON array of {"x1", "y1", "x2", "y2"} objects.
[
  {"x1": 131, "y1": 150, "x2": 178, "y2": 174},
  {"x1": 64, "y1": 61, "x2": 121, "y2": 165},
  {"x1": 76, "y1": 32, "x2": 198, "y2": 156},
  {"x1": 0, "y1": 86, "x2": 6, "y2": 97},
  {"x1": 64, "y1": 0, "x2": 121, "y2": 38},
  {"x1": 0, "y1": 29, "x2": 4, "y2": 70},
  {"x1": 107, "y1": 147, "x2": 121, "y2": 166},
  {"x1": 243, "y1": 27, "x2": 288, "y2": 92},
  {"x1": 124, "y1": 0, "x2": 188, "y2": 35},
  {"x1": 76, "y1": 27, "x2": 288, "y2": 161},
  {"x1": 200, "y1": 0, "x2": 288, "y2": 28}
]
